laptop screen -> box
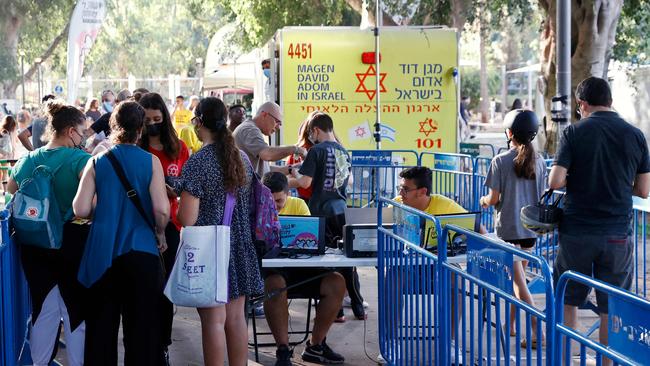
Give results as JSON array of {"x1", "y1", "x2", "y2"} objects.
[
  {"x1": 422, "y1": 212, "x2": 480, "y2": 250},
  {"x1": 278, "y1": 215, "x2": 326, "y2": 254},
  {"x1": 343, "y1": 207, "x2": 394, "y2": 226}
]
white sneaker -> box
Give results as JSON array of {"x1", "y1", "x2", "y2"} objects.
[
  {"x1": 377, "y1": 344, "x2": 400, "y2": 364},
  {"x1": 343, "y1": 296, "x2": 369, "y2": 308},
  {"x1": 450, "y1": 341, "x2": 464, "y2": 365}
]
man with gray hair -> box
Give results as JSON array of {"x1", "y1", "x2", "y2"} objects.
[
  {"x1": 233, "y1": 101, "x2": 306, "y2": 178},
  {"x1": 88, "y1": 88, "x2": 132, "y2": 140}
]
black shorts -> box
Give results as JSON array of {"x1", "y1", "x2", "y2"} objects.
[
  {"x1": 553, "y1": 231, "x2": 634, "y2": 313},
  {"x1": 262, "y1": 267, "x2": 332, "y2": 299},
  {"x1": 503, "y1": 238, "x2": 536, "y2": 249}
]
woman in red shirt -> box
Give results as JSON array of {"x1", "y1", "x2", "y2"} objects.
[{"x1": 138, "y1": 92, "x2": 190, "y2": 364}]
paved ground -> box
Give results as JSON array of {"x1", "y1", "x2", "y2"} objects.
[
  {"x1": 52, "y1": 267, "x2": 381, "y2": 366},
  {"x1": 50, "y1": 265, "x2": 610, "y2": 366}
]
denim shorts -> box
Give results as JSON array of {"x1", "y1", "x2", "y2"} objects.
[{"x1": 553, "y1": 231, "x2": 634, "y2": 313}]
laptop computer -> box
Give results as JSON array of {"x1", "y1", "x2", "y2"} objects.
[
  {"x1": 422, "y1": 212, "x2": 481, "y2": 256},
  {"x1": 278, "y1": 215, "x2": 326, "y2": 255},
  {"x1": 343, "y1": 207, "x2": 394, "y2": 258},
  {"x1": 344, "y1": 207, "x2": 394, "y2": 226}
]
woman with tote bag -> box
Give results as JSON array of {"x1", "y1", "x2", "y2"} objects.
[{"x1": 177, "y1": 97, "x2": 262, "y2": 366}]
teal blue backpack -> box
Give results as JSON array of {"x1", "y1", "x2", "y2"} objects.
[{"x1": 10, "y1": 153, "x2": 71, "y2": 249}]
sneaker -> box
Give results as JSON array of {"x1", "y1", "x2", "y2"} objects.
[
  {"x1": 275, "y1": 344, "x2": 293, "y2": 366},
  {"x1": 450, "y1": 341, "x2": 463, "y2": 365},
  {"x1": 248, "y1": 304, "x2": 265, "y2": 318},
  {"x1": 301, "y1": 338, "x2": 345, "y2": 364},
  {"x1": 343, "y1": 296, "x2": 369, "y2": 308},
  {"x1": 334, "y1": 308, "x2": 346, "y2": 323},
  {"x1": 162, "y1": 346, "x2": 171, "y2": 366}
]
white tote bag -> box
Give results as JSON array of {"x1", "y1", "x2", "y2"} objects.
[{"x1": 164, "y1": 193, "x2": 235, "y2": 307}]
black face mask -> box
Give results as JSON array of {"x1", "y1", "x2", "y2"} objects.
[{"x1": 147, "y1": 123, "x2": 162, "y2": 136}]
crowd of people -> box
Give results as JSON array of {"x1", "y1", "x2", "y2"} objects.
[
  {"x1": 5, "y1": 86, "x2": 366, "y2": 366},
  {"x1": 3, "y1": 75, "x2": 648, "y2": 366}
]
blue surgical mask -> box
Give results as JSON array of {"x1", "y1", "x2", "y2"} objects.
[
  {"x1": 103, "y1": 101, "x2": 113, "y2": 113},
  {"x1": 263, "y1": 69, "x2": 271, "y2": 78}
]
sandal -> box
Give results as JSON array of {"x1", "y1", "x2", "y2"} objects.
[{"x1": 520, "y1": 338, "x2": 546, "y2": 349}]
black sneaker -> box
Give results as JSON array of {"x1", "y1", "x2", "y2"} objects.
[
  {"x1": 301, "y1": 338, "x2": 345, "y2": 364},
  {"x1": 275, "y1": 344, "x2": 293, "y2": 366}
]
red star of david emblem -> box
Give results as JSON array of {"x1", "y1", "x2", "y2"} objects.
[
  {"x1": 355, "y1": 126, "x2": 367, "y2": 137},
  {"x1": 355, "y1": 65, "x2": 387, "y2": 101},
  {"x1": 419, "y1": 118, "x2": 438, "y2": 137}
]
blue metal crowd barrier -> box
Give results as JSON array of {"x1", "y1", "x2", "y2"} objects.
[
  {"x1": 420, "y1": 152, "x2": 475, "y2": 211},
  {"x1": 347, "y1": 150, "x2": 420, "y2": 208},
  {"x1": 473, "y1": 157, "x2": 495, "y2": 232},
  {"x1": 632, "y1": 197, "x2": 650, "y2": 299},
  {"x1": 438, "y1": 225, "x2": 555, "y2": 365},
  {"x1": 554, "y1": 271, "x2": 650, "y2": 365},
  {"x1": 377, "y1": 197, "x2": 442, "y2": 365},
  {"x1": 0, "y1": 210, "x2": 31, "y2": 366}
]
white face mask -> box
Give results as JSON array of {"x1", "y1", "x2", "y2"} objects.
[{"x1": 308, "y1": 130, "x2": 319, "y2": 145}]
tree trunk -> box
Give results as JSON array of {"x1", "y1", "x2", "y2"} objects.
[
  {"x1": 344, "y1": 0, "x2": 398, "y2": 26},
  {"x1": 479, "y1": 9, "x2": 489, "y2": 123},
  {"x1": 539, "y1": 0, "x2": 623, "y2": 154},
  {"x1": 2, "y1": 9, "x2": 73, "y2": 99},
  {"x1": 451, "y1": 0, "x2": 470, "y2": 32},
  {"x1": 1, "y1": 15, "x2": 22, "y2": 99}
]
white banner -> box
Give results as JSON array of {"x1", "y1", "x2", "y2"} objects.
[{"x1": 66, "y1": 0, "x2": 107, "y2": 104}]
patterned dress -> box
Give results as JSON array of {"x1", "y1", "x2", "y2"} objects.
[{"x1": 180, "y1": 144, "x2": 263, "y2": 299}]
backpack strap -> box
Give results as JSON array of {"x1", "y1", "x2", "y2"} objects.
[
  {"x1": 222, "y1": 193, "x2": 236, "y2": 226},
  {"x1": 105, "y1": 150, "x2": 156, "y2": 233}
]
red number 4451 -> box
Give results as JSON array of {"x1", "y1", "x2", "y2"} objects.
[{"x1": 287, "y1": 43, "x2": 312, "y2": 59}]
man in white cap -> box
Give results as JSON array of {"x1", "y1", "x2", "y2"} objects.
[{"x1": 233, "y1": 101, "x2": 306, "y2": 178}]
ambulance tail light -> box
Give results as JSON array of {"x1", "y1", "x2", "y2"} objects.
[{"x1": 361, "y1": 52, "x2": 382, "y2": 64}]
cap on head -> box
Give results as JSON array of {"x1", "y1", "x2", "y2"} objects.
[
  {"x1": 256, "y1": 102, "x2": 283, "y2": 121},
  {"x1": 503, "y1": 109, "x2": 539, "y2": 144}
]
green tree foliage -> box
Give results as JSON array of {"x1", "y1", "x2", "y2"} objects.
[
  {"x1": 1, "y1": 0, "x2": 75, "y2": 96},
  {"x1": 191, "y1": 0, "x2": 360, "y2": 50},
  {"x1": 613, "y1": 0, "x2": 650, "y2": 65},
  {"x1": 83, "y1": 0, "x2": 228, "y2": 78}
]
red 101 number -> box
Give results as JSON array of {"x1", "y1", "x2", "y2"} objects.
[
  {"x1": 416, "y1": 138, "x2": 442, "y2": 149},
  {"x1": 287, "y1": 43, "x2": 312, "y2": 59}
]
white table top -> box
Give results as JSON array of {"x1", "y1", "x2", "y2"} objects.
[
  {"x1": 262, "y1": 251, "x2": 469, "y2": 268},
  {"x1": 262, "y1": 253, "x2": 377, "y2": 268}
]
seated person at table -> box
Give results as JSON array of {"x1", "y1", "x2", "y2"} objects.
[
  {"x1": 262, "y1": 172, "x2": 346, "y2": 366},
  {"x1": 391, "y1": 166, "x2": 469, "y2": 363},
  {"x1": 393, "y1": 166, "x2": 468, "y2": 249}
]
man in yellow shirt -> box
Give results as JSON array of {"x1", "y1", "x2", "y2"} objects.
[
  {"x1": 171, "y1": 95, "x2": 193, "y2": 132},
  {"x1": 390, "y1": 166, "x2": 469, "y2": 364},
  {"x1": 264, "y1": 172, "x2": 310, "y2": 216},
  {"x1": 261, "y1": 172, "x2": 346, "y2": 365},
  {"x1": 178, "y1": 125, "x2": 201, "y2": 154},
  {"x1": 393, "y1": 166, "x2": 468, "y2": 249}
]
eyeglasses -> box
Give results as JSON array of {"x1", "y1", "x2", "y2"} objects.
[
  {"x1": 397, "y1": 185, "x2": 418, "y2": 194},
  {"x1": 267, "y1": 112, "x2": 282, "y2": 125}
]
